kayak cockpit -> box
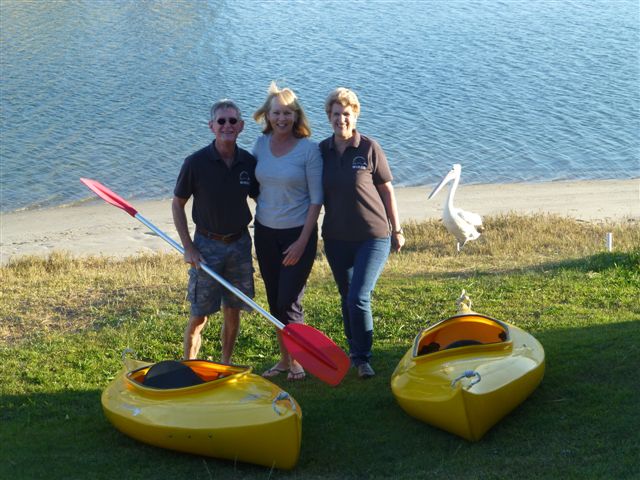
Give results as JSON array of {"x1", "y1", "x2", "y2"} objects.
[
  {"x1": 412, "y1": 313, "x2": 510, "y2": 358},
  {"x1": 126, "y1": 359, "x2": 251, "y2": 393}
]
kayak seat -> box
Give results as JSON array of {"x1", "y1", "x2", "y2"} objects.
[
  {"x1": 143, "y1": 360, "x2": 205, "y2": 389},
  {"x1": 418, "y1": 342, "x2": 441, "y2": 355},
  {"x1": 444, "y1": 339, "x2": 483, "y2": 350}
]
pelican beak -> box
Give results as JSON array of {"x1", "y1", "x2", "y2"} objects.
[{"x1": 428, "y1": 169, "x2": 456, "y2": 200}]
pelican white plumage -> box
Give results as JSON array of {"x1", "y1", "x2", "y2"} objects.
[{"x1": 428, "y1": 164, "x2": 483, "y2": 251}]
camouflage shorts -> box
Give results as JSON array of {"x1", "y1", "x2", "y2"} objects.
[{"x1": 187, "y1": 231, "x2": 254, "y2": 316}]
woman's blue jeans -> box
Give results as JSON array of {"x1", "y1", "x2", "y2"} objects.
[{"x1": 324, "y1": 236, "x2": 391, "y2": 366}]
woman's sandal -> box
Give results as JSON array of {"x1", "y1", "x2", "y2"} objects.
[
  {"x1": 262, "y1": 365, "x2": 288, "y2": 378},
  {"x1": 287, "y1": 369, "x2": 306, "y2": 381}
]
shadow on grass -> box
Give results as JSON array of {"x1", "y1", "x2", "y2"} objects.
[
  {"x1": 531, "y1": 250, "x2": 639, "y2": 274},
  {"x1": 2, "y1": 320, "x2": 638, "y2": 479},
  {"x1": 0, "y1": 387, "x2": 272, "y2": 480},
  {"x1": 396, "y1": 250, "x2": 639, "y2": 282}
]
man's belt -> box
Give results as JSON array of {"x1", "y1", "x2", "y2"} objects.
[{"x1": 196, "y1": 227, "x2": 246, "y2": 244}]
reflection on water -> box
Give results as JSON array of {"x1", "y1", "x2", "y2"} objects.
[{"x1": 1, "y1": 0, "x2": 638, "y2": 212}]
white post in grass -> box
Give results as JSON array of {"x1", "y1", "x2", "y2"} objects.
[{"x1": 606, "y1": 232, "x2": 613, "y2": 252}]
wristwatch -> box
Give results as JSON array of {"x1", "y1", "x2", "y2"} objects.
[{"x1": 392, "y1": 228, "x2": 404, "y2": 235}]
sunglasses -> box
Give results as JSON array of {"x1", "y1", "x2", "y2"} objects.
[{"x1": 216, "y1": 117, "x2": 239, "y2": 125}]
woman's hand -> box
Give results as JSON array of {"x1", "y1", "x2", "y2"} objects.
[
  {"x1": 391, "y1": 231, "x2": 405, "y2": 253},
  {"x1": 282, "y1": 237, "x2": 308, "y2": 266},
  {"x1": 282, "y1": 204, "x2": 321, "y2": 266},
  {"x1": 376, "y1": 182, "x2": 404, "y2": 253}
]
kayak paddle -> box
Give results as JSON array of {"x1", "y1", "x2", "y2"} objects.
[{"x1": 80, "y1": 178, "x2": 350, "y2": 386}]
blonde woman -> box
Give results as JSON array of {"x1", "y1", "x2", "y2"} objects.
[{"x1": 252, "y1": 82, "x2": 323, "y2": 381}]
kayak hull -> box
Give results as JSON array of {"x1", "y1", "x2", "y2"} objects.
[
  {"x1": 391, "y1": 313, "x2": 544, "y2": 441},
  {"x1": 102, "y1": 359, "x2": 302, "y2": 469}
]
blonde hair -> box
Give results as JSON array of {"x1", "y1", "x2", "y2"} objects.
[
  {"x1": 253, "y1": 81, "x2": 311, "y2": 138},
  {"x1": 324, "y1": 87, "x2": 361, "y2": 118}
]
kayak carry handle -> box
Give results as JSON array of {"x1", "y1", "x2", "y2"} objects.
[
  {"x1": 451, "y1": 370, "x2": 481, "y2": 389},
  {"x1": 272, "y1": 391, "x2": 297, "y2": 416},
  {"x1": 121, "y1": 348, "x2": 136, "y2": 363},
  {"x1": 121, "y1": 348, "x2": 138, "y2": 371}
]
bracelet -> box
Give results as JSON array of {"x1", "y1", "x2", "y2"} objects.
[{"x1": 392, "y1": 228, "x2": 404, "y2": 235}]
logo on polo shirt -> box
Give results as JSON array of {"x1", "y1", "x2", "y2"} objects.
[
  {"x1": 239, "y1": 171, "x2": 251, "y2": 186},
  {"x1": 352, "y1": 156, "x2": 368, "y2": 170}
]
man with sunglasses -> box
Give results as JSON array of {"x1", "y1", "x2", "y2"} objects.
[{"x1": 172, "y1": 99, "x2": 259, "y2": 364}]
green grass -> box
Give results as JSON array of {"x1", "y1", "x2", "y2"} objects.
[{"x1": 1, "y1": 214, "x2": 639, "y2": 479}]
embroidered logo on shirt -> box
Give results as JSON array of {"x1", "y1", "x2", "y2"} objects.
[
  {"x1": 239, "y1": 171, "x2": 251, "y2": 186},
  {"x1": 352, "y1": 156, "x2": 368, "y2": 170}
]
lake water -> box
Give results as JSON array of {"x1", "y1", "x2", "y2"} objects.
[{"x1": 1, "y1": 0, "x2": 638, "y2": 212}]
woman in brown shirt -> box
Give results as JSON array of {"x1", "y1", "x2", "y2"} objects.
[{"x1": 319, "y1": 87, "x2": 405, "y2": 379}]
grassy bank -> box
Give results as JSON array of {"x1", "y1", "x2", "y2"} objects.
[{"x1": 1, "y1": 214, "x2": 639, "y2": 479}]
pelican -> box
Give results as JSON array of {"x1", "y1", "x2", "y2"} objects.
[{"x1": 428, "y1": 164, "x2": 483, "y2": 251}]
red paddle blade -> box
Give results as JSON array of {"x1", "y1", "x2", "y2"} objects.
[
  {"x1": 80, "y1": 178, "x2": 138, "y2": 217},
  {"x1": 281, "y1": 323, "x2": 350, "y2": 386}
]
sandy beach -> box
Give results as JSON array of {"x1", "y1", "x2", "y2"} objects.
[{"x1": 1, "y1": 179, "x2": 638, "y2": 265}]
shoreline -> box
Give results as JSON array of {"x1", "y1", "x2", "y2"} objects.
[{"x1": 1, "y1": 179, "x2": 638, "y2": 265}]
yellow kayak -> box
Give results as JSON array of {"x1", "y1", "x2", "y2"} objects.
[
  {"x1": 102, "y1": 355, "x2": 302, "y2": 469},
  {"x1": 391, "y1": 294, "x2": 545, "y2": 441}
]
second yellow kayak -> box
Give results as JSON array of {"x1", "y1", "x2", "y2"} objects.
[{"x1": 391, "y1": 305, "x2": 545, "y2": 441}]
